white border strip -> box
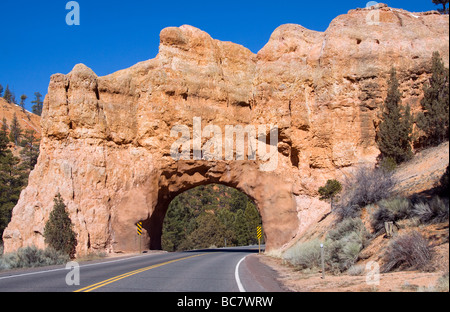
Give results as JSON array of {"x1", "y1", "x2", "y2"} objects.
[{"x1": 235, "y1": 255, "x2": 247, "y2": 292}]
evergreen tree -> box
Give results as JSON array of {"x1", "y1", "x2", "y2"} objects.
[
  {"x1": 244, "y1": 201, "x2": 262, "y2": 245},
  {"x1": 31, "y1": 92, "x2": 43, "y2": 116},
  {"x1": 0, "y1": 125, "x2": 8, "y2": 150},
  {"x1": 318, "y1": 179, "x2": 342, "y2": 210},
  {"x1": 161, "y1": 195, "x2": 197, "y2": 251},
  {"x1": 0, "y1": 84, "x2": 3, "y2": 97},
  {"x1": 376, "y1": 67, "x2": 413, "y2": 164},
  {"x1": 432, "y1": 0, "x2": 449, "y2": 14},
  {"x1": 1, "y1": 117, "x2": 7, "y2": 133},
  {"x1": 10, "y1": 92, "x2": 17, "y2": 105},
  {"x1": 161, "y1": 184, "x2": 262, "y2": 251},
  {"x1": 8, "y1": 113, "x2": 22, "y2": 145},
  {"x1": 416, "y1": 51, "x2": 449, "y2": 147},
  {"x1": 0, "y1": 130, "x2": 26, "y2": 240},
  {"x1": 19, "y1": 94, "x2": 27, "y2": 112},
  {"x1": 43, "y1": 193, "x2": 77, "y2": 258},
  {"x1": 3, "y1": 85, "x2": 12, "y2": 103},
  {"x1": 181, "y1": 213, "x2": 232, "y2": 250},
  {"x1": 19, "y1": 129, "x2": 39, "y2": 171},
  {"x1": 318, "y1": 179, "x2": 342, "y2": 201},
  {"x1": 233, "y1": 210, "x2": 250, "y2": 246}
]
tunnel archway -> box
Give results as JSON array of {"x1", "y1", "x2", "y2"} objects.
[
  {"x1": 161, "y1": 183, "x2": 264, "y2": 252},
  {"x1": 110, "y1": 159, "x2": 299, "y2": 253}
]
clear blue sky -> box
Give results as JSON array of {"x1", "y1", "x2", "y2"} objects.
[{"x1": 0, "y1": 0, "x2": 438, "y2": 112}]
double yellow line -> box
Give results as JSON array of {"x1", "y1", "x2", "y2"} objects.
[{"x1": 74, "y1": 253, "x2": 206, "y2": 292}]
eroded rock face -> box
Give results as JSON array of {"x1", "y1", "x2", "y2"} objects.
[{"x1": 3, "y1": 5, "x2": 449, "y2": 254}]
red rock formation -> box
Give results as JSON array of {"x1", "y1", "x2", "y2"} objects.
[{"x1": 3, "y1": 5, "x2": 448, "y2": 255}]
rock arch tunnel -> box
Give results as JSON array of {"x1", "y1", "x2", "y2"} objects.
[
  {"x1": 6, "y1": 11, "x2": 444, "y2": 254},
  {"x1": 111, "y1": 160, "x2": 299, "y2": 253}
]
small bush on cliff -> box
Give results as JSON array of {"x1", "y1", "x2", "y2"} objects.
[
  {"x1": 382, "y1": 230, "x2": 432, "y2": 273},
  {"x1": 412, "y1": 196, "x2": 449, "y2": 224},
  {"x1": 370, "y1": 197, "x2": 411, "y2": 233},
  {"x1": 318, "y1": 179, "x2": 342, "y2": 210},
  {"x1": 334, "y1": 166, "x2": 394, "y2": 220},
  {"x1": 44, "y1": 193, "x2": 77, "y2": 258}
]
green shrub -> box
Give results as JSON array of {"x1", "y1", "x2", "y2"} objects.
[
  {"x1": 283, "y1": 239, "x2": 322, "y2": 270},
  {"x1": 381, "y1": 197, "x2": 411, "y2": 219},
  {"x1": 382, "y1": 230, "x2": 432, "y2": 273},
  {"x1": 370, "y1": 197, "x2": 411, "y2": 233},
  {"x1": 412, "y1": 196, "x2": 449, "y2": 224},
  {"x1": 435, "y1": 271, "x2": 449, "y2": 292},
  {"x1": 347, "y1": 264, "x2": 365, "y2": 276},
  {"x1": 378, "y1": 157, "x2": 397, "y2": 173},
  {"x1": 0, "y1": 246, "x2": 69, "y2": 271},
  {"x1": 318, "y1": 179, "x2": 342, "y2": 201},
  {"x1": 324, "y1": 218, "x2": 371, "y2": 273}
]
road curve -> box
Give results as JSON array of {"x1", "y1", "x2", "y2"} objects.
[{"x1": 0, "y1": 246, "x2": 277, "y2": 292}]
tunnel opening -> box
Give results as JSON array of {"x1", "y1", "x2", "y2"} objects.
[
  {"x1": 115, "y1": 160, "x2": 299, "y2": 254},
  {"x1": 159, "y1": 183, "x2": 264, "y2": 252}
]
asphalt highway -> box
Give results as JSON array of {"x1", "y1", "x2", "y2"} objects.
[{"x1": 0, "y1": 246, "x2": 270, "y2": 292}]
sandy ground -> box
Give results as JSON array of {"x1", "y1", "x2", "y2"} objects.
[{"x1": 258, "y1": 254, "x2": 447, "y2": 292}]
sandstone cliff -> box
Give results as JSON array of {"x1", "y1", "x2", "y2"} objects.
[{"x1": 3, "y1": 4, "x2": 449, "y2": 255}]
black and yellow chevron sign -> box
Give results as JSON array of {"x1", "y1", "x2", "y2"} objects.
[
  {"x1": 256, "y1": 225, "x2": 262, "y2": 239},
  {"x1": 137, "y1": 222, "x2": 143, "y2": 235}
]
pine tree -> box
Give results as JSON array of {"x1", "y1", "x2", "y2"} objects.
[
  {"x1": 8, "y1": 113, "x2": 22, "y2": 145},
  {"x1": 0, "y1": 84, "x2": 3, "y2": 97},
  {"x1": 19, "y1": 129, "x2": 39, "y2": 171},
  {"x1": 10, "y1": 93, "x2": 17, "y2": 105},
  {"x1": 1, "y1": 117, "x2": 7, "y2": 133},
  {"x1": 161, "y1": 184, "x2": 262, "y2": 251},
  {"x1": 376, "y1": 67, "x2": 413, "y2": 164},
  {"x1": 244, "y1": 201, "x2": 262, "y2": 245},
  {"x1": 318, "y1": 179, "x2": 342, "y2": 211},
  {"x1": 318, "y1": 179, "x2": 342, "y2": 201},
  {"x1": 416, "y1": 51, "x2": 449, "y2": 147},
  {"x1": 233, "y1": 209, "x2": 250, "y2": 246},
  {"x1": 44, "y1": 193, "x2": 77, "y2": 258},
  {"x1": 0, "y1": 130, "x2": 26, "y2": 240},
  {"x1": 19, "y1": 94, "x2": 27, "y2": 112},
  {"x1": 3, "y1": 85, "x2": 12, "y2": 103},
  {"x1": 432, "y1": 0, "x2": 449, "y2": 14},
  {"x1": 31, "y1": 92, "x2": 43, "y2": 116}
]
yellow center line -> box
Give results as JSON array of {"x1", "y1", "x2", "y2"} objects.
[{"x1": 74, "y1": 253, "x2": 207, "y2": 292}]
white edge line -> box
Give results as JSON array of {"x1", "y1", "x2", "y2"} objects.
[
  {"x1": 235, "y1": 255, "x2": 247, "y2": 292},
  {"x1": 0, "y1": 252, "x2": 156, "y2": 281}
]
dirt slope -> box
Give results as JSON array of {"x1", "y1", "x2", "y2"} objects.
[
  {"x1": 0, "y1": 98, "x2": 41, "y2": 138},
  {"x1": 262, "y1": 141, "x2": 449, "y2": 292}
]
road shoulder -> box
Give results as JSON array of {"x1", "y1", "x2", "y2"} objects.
[{"x1": 239, "y1": 254, "x2": 289, "y2": 292}]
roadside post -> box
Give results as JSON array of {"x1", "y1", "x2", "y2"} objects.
[
  {"x1": 137, "y1": 222, "x2": 142, "y2": 253},
  {"x1": 257, "y1": 225, "x2": 262, "y2": 254},
  {"x1": 320, "y1": 243, "x2": 325, "y2": 279}
]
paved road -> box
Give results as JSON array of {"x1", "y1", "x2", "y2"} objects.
[{"x1": 0, "y1": 246, "x2": 272, "y2": 292}]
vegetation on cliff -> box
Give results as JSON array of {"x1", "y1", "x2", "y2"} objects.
[{"x1": 0, "y1": 99, "x2": 40, "y2": 243}]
